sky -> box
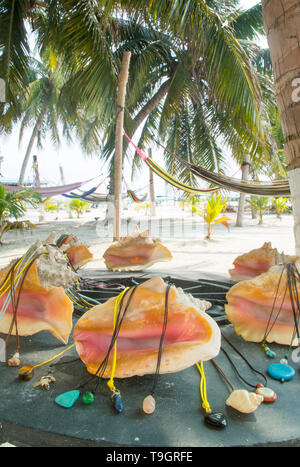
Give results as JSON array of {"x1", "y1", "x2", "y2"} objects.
[{"x1": 0, "y1": 1, "x2": 267, "y2": 197}]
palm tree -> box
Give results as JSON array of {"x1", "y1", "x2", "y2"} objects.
[
  {"x1": 0, "y1": 1, "x2": 279, "y2": 238},
  {"x1": 261, "y1": 0, "x2": 300, "y2": 254},
  {"x1": 62, "y1": 1, "x2": 270, "y2": 209},
  {"x1": 17, "y1": 54, "x2": 76, "y2": 184}
]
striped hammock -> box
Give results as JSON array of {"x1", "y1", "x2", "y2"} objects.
[
  {"x1": 124, "y1": 132, "x2": 220, "y2": 195},
  {"x1": 127, "y1": 189, "x2": 148, "y2": 203},
  {"x1": 124, "y1": 131, "x2": 291, "y2": 196}
]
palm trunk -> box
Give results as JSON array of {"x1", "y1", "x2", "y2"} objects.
[
  {"x1": 132, "y1": 78, "x2": 172, "y2": 130},
  {"x1": 235, "y1": 155, "x2": 251, "y2": 227},
  {"x1": 262, "y1": 0, "x2": 300, "y2": 254},
  {"x1": 113, "y1": 51, "x2": 131, "y2": 241},
  {"x1": 18, "y1": 105, "x2": 48, "y2": 185}
]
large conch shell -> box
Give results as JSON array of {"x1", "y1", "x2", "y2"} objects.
[
  {"x1": 73, "y1": 277, "x2": 220, "y2": 378},
  {"x1": 225, "y1": 262, "x2": 300, "y2": 346},
  {"x1": 103, "y1": 226, "x2": 172, "y2": 271},
  {"x1": 45, "y1": 231, "x2": 93, "y2": 270},
  {"x1": 226, "y1": 389, "x2": 264, "y2": 413},
  {"x1": 229, "y1": 242, "x2": 298, "y2": 282},
  {"x1": 0, "y1": 242, "x2": 77, "y2": 344}
]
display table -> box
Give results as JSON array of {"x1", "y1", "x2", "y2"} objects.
[{"x1": 0, "y1": 271, "x2": 299, "y2": 447}]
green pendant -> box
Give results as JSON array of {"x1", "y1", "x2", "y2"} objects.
[
  {"x1": 55, "y1": 390, "x2": 81, "y2": 408},
  {"x1": 82, "y1": 391, "x2": 95, "y2": 405}
]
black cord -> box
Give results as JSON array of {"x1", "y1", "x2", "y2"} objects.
[
  {"x1": 150, "y1": 282, "x2": 172, "y2": 396},
  {"x1": 221, "y1": 332, "x2": 267, "y2": 388},
  {"x1": 76, "y1": 286, "x2": 138, "y2": 393}
]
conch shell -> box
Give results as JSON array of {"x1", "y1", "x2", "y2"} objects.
[
  {"x1": 229, "y1": 242, "x2": 298, "y2": 282},
  {"x1": 225, "y1": 262, "x2": 300, "y2": 346},
  {"x1": 103, "y1": 226, "x2": 172, "y2": 271},
  {"x1": 73, "y1": 277, "x2": 220, "y2": 378},
  {"x1": 0, "y1": 242, "x2": 76, "y2": 344},
  {"x1": 226, "y1": 389, "x2": 264, "y2": 413},
  {"x1": 45, "y1": 231, "x2": 93, "y2": 270}
]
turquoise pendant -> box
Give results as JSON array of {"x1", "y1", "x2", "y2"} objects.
[
  {"x1": 267, "y1": 363, "x2": 295, "y2": 382},
  {"x1": 55, "y1": 390, "x2": 81, "y2": 408},
  {"x1": 262, "y1": 344, "x2": 276, "y2": 359}
]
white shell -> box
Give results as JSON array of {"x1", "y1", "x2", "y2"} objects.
[{"x1": 226, "y1": 389, "x2": 264, "y2": 413}]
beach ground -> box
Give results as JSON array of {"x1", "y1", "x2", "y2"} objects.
[{"x1": 0, "y1": 203, "x2": 295, "y2": 279}]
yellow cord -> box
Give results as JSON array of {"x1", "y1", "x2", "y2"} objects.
[
  {"x1": 196, "y1": 361, "x2": 212, "y2": 414},
  {"x1": 0, "y1": 247, "x2": 48, "y2": 298},
  {"x1": 33, "y1": 343, "x2": 75, "y2": 368},
  {"x1": 107, "y1": 287, "x2": 130, "y2": 393}
]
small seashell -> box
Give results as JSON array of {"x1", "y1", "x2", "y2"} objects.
[
  {"x1": 34, "y1": 375, "x2": 56, "y2": 390},
  {"x1": 142, "y1": 394, "x2": 156, "y2": 414},
  {"x1": 18, "y1": 365, "x2": 34, "y2": 381},
  {"x1": 7, "y1": 352, "x2": 20, "y2": 367},
  {"x1": 226, "y1": 389, "x2": 264, "y2": 414}
]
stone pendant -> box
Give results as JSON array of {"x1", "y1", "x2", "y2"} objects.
[
  {"x1": 55, "y1": 390, "x2": 81, "y2": 408},
  {"x1": 204, "y1": 412, "x2": 227, "y2": 429},
  {"x1": 112, "y1": 392, "x2": 123, "y2": 413},
  {"x1": 255, "y1": 384, "x2": 277, "y2": 402},
  {"x1": 267, "y1": 362, "x2": 295, "y2": 382}
]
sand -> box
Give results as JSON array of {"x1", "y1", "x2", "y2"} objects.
[{"x1": 0, "y1": 203, "x2": 295, "y2": 280}]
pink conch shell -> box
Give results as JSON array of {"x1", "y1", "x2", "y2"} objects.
[
  {"x1": 229, "y1": 242, "x2": 298, "y2": 282},
  {"x1": 46, "y1": 231, "x2": 93, "y2": 269},
  {"x1": 103, "y1": 227, "x2": 172, "y2": 271},
  {"x1": 225, "y1": 262, "x2": 300, "y2": 346},
  {"x1": 0, "y1": 242, "x2": 77, "y2": 344},
  {"x1": 73, "y1": 277, "x2": 220, "y2": 378},
  {"x1": 226, "y1": 389, "x2": 264, "y2": 413}
]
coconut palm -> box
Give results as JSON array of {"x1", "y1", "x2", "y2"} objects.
[
  {"x1": 261, "y1": 0, "x2": 300, "y2": 254},
  {"x1": 17, "y1": 53, "x2": 78, "y2": 184},
  {"x1": 0, "y1": 1, "x2": 280, "y2": 234}
]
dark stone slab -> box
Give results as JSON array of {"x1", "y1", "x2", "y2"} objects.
[{"x1": 0, "y1": 271, "x2": 299, "y2": 447}]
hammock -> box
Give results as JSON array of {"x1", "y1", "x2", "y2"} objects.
[
  {"x1": 82, "y1": 193, "x2": 109, "y2": 203},
  {"x1": 124, "y1": 132, "x2": 220, "y2": 195},
  {"x1": 124, "y1": 131, "x2": 291, "y2": 196},
  {"x1": 61, "y1": 180, "x2": 105, "y2": 200},
  {"x1": 127, "y1": 189, "x2": 148, "y2": 203},
  {"x1": 3, "y1": 176, "x2": 102, "y2": 198}
]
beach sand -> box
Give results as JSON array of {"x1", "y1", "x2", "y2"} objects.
[{"x1": 0, "y1": 203, "x2": 295, "y2": 280}]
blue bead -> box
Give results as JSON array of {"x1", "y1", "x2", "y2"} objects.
[
  {"x1": 55, "y1": 390, "x2": 81, "y2": 408},
  {"x1": 267, "y1": 363, "x2": 295, "y2": 382},
  {"x1": 112, "y1": 393, "x2": 123, "y2": 413}
]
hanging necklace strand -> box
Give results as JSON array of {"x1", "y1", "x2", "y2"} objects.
[{"x1": 142, "y1": 283, "x2": 171, "y2": 415}]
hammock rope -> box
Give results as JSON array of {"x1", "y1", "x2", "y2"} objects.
[{"x1": 124, "y1": 131, "x2": 291, "y2": 196}]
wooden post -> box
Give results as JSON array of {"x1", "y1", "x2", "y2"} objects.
[
  {"x1": 33, "y1": 155, "x2": 40, "y2": 187},
  {"x1": 113, "y1": 51, "x2": 131, "y2": 241},
  {"x1": 235, "y1": 154, "x2": 251, "y2": 227},
  {"x1": 59, "y1": 165, "x2": 65, "y2": 185},
  {"x1": 33, "y1": 155, "x2": 45, "y2": 222},
  {"x1": 148, "y1": 148, "x2": 156, "y2": 217}
]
